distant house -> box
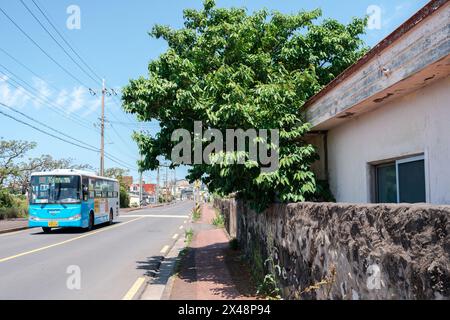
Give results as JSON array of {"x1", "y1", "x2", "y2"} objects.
[
  {"x1": 129, "y1": 183, "x2": 156, "y2": 195},
  {"x1": 304, "y1": 0, "x2": 450, "y2": 204},
  {"x1": 122, "y1": 176, "x2": 133, "y2": 188}
]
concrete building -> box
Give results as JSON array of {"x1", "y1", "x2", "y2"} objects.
[{"x1": 304, "y1": 0, "x2": 450, "y2": 204}]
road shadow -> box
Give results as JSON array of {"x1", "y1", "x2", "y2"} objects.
[
  {"x1": 30, "y1": 221, "x2": 121, "y2": 235},
  {"x1": 136, "y1": 255, "x2": 165, "y2": 277}
]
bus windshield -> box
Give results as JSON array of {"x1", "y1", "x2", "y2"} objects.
[{"x1": 30, "y1": 175, "x2": 81, "y2": 204}]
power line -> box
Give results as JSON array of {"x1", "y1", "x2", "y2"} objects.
[
  {"x1": 0, "y1": 6, "x2": 88, "y2": 87},
  {"x1": 110, "y1": 123, "x2": 138, "y2": 155},
  {"x1": 19, "y1": 0, "x2": 100, "y2": 87},
  {"x1": 0, "y1": 67, "x2": 98, "y2": 133},
  {"x1": 0, "y1": 101, "x2": 100, "y2": 152},
  {"x1": 0, "y1": 103, "x2": 139, "y2": 172},
  {"x1": 0, "y1": 108, "x2": 99, "y2": 153},
  {"x1": 0, "y1": 47, "x2": 101, "y2": 126},
  {"x1": 31, "y1": 0, "x2": 103, "y2": 82},
  {"x1": 21, "y1": 1, "x2": 134, "y2": 128},
  {"x1": 0, "y1": 47, "x2": 60, "y2": 93}
]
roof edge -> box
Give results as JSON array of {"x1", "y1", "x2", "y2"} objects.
[{"x1": 303, "y1": 0, "x2": 448, "y2": 110}]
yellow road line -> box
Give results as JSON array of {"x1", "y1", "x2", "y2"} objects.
[
  {"x1": 160, "y1": 245, "x2": 170, "y2": 254},
  {"x1": 0, "y1": 217, "x2": 144, "y2": 263},
  {"x1": 122, "y1": 277, "x2": 146, "y2": 300}
]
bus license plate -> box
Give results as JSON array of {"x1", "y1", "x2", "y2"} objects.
[{"x1": 48, "y1": 221, "x2": 59, "y2": 227}]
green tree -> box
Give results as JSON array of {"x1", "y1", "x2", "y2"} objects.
[
  {"x1": 0, "y1": 139, "x2": 36, "y2": 186},
  {"x1": 122, "y1": 0, "x2": 367, "y2": 209},
  {"x1": 104, "y1": 167, "x2": 130, "y2": 208}
]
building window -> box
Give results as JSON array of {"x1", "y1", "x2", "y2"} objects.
[{"x1": 375, "y1": 155, "x2": 426, "y2": 203}]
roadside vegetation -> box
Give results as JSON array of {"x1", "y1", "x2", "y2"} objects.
[
  {"x1": 123, "y1": 0, "x2": 368, "y2": 211},
  {"x1": 174, "y1": 228, "x2": 195, "y2": 275},
  {"x1": 212, "y1": 210, "x2": 225, "y2": 228},
  {"x1": 191, "y1": 204, "x2": 201, "y2": 221}
]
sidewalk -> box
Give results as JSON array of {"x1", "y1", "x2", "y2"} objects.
[
  {"x1": 168, "y1": 204, "x2": 258, "y2": 300},
  {"x1": 0, "y1": 218, "x2": 28, "y2": 234}
]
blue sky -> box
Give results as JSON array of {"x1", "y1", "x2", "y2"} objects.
[{"x1": 0, "y1": 0, "x2": 429, "y2": 183}]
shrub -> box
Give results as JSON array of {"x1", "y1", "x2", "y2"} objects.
[
  {"x1": 120, "y1": 185, "x2": 130, "y2": 208},
  {"x1": 0, "y1": 189, "x2": 28, "y2": 220},
  {"x1": 192, "y1": 205, "x2": 201, "y2": 221},
  {"x1": 212, "y1": 211, "x2": 225, "y2": 228}
]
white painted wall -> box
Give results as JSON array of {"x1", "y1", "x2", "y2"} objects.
[{"x1": 327, "y1": 77, "x2": 450, "y2": 204}]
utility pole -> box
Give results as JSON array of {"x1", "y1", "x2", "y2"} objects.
[
  {"x1": 165, "y1": 165, "x2": 169, "y2": 202},
  {"x1": 100, "y1": 79, "x2": 105, "y2": 176},
  {"x1": 139, "y1": 123, "x2": 143, "y2": 207},
  {"x1": 156, "y1": 166, "x2": 160, "y2": 204},
  {"x1": 139, "y1": 170, "x2": 143, "y2": 207},
  {"x1": 90, "y1": 79, "x2": 117, "y2": 176}
]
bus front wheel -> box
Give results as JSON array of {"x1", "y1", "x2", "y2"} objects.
[{"x1": 42, "y1": 227, "x2": 51, "y2": 233}]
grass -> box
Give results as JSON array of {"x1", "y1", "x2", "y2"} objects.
[
  {"x1": 0, "y1": 207, "x2": 27, "y2": 220},
  {"x1": 184, "y1": 228, "x2": 194, "y2": 245},
  {"x1": 212, "y1": 211, "x2": 225, "y2": 228},
  {"x1": 0, "y1": 194, "x2": 28, "y2": 220},
  {"x1": 191, "y1": 205, "x2": 201, "y2": 221},
  {"x1": 174, "y1": 228, "x2": 194, "y2": 275}
]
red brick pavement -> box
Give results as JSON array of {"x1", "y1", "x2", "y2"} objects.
[{"x1": 169, "y1": 204, "x2": 257, "y2": 300}]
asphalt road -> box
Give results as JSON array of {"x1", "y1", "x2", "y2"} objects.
[{"x1": 0, "y1": 201, "x2": 193, "y2": 300}]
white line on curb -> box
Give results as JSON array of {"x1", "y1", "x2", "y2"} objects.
[{"x1": 172, "y1": 234, "x2": 179, "y2": 240}]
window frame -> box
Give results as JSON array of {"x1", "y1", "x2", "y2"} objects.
[
  {"x1": 395, "y1": 154, "x2": 425, "y2": 203},
  {"x1": 373, "y1": 154, "x2": 427, "y2": 204}
]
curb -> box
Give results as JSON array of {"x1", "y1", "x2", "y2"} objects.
[
  {"x1": 139, "y1": 236, "x2": 187, "y2": 300},
  {"x1": 0, "y1": 225, "x2": 29, "y2": 235}
]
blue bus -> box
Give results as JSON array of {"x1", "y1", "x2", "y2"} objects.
[{"x1": 29, "y1": 169, "x2": 120, "y2": 233}]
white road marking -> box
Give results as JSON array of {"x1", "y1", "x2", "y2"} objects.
[
  {"x1": 122, "y1": 277, "x2": 146, "y2": 300},
  {"x1": 120, "y1": 214, "x2": 189, "y2": 219},
  {"x1": 0, "y1": 217, "x2": 144, "y2": 263},
  {"x1": 179, "y1": 225, "x2": 184, "y2": 230},
  {"x1": 160, "y1": 245, "x2": 170, "y2": 254},
  {"x1": 172, "y1": 233, "x2": 179, "y2": 240}
]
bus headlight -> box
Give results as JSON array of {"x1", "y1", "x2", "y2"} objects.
[{"x1": 69, "y1": 214, "x2": 81, "y2": 221}]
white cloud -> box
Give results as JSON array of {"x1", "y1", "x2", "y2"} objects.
[
  {"x1": 0, "y1": 76, "x2": 102, "y2": 118},
  {"x1": 32, "y1": 77, "x2": 52, "y2": 109},
  {"x1": 0, "y1": 75, "x2": 31, "y2": 109},
  {"x1": 68, "y1": 86, "x2": 86, "y2": 114}
]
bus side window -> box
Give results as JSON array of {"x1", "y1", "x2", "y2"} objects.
[{"x1": 82, "y1": 177, "x2": 89, "y2": 201}]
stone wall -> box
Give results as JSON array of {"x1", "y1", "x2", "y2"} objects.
[{"x1": 214, "y1": 199, "x2": 450, "y2": 300}]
